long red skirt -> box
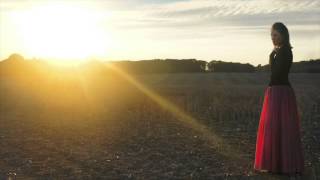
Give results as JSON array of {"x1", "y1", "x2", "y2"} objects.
[{"x1": 254, "y1": 85, "x2": 304, "y2": 174}]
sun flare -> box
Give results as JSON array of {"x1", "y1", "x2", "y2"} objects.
[{"x1": 9, "y1": 2, "x2": 112, "y2": 64}]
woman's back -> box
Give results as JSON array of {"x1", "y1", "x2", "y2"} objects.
[{"x1": 269, "y1": 46, "x2": 292, "y2": 86}]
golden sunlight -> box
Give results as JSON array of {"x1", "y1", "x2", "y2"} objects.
[{"x1": 9, "y1": 2, "x2": 112, "y2": 64}]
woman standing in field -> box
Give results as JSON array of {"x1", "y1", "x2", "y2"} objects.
[{"x1": 254, "y1": 22, "x2": 304, "y2": 176}]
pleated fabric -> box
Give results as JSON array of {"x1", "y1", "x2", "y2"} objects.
[{"x1": 254, "y1": 85, "x2": 304, "y2": 174}]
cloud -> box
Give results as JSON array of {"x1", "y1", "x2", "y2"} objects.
[
  {"x1": 117, "y1": 0, "x2": 320, "y2": 29},
  {"x1": 1, "y1": 0, "x2": 319, "y2": 29},
  {"x1": 0, "y1": 0, "x2": 319, "y2": 62}
]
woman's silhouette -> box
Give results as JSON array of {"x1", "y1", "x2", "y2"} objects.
[{"x1": 254, "y1": 22, "x2": 304, "y2": 176}]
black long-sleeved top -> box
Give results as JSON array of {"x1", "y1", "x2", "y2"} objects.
[{"x1": 268, "y1": 46, "x2": 292, "y2": 86}]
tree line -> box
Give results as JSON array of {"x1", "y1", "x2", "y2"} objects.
[
  {"x1": 104, "y1": 58, "x2": 320, "y2": 73},
  {"x1": 1, "y1": 54, "x2": 320, "y2": 74}
]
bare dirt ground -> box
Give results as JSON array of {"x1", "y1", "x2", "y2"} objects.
[{"x1": 0, "y1": 73, "x2": 319, "y2": 179}]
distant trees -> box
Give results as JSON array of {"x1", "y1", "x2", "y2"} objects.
[
  {"x1": 0, "y1": 53, "x2": 28, "y2": 77},
  {"x1": 109, "y1": 59, "x2": 207, "y2": 74},
  {"x1": 290, "y1": 59, "x2": 320, "y2": 73},
  {"x1": 1, "y1": 54, "x2": 320, "y2": 75},
  {"x1": 92, "y1": 58, "x2": 320, "y2": 73},
  {"x1": 207, "y1": 60, "x2": 255, "y2": 72},
  {"x1": 8, "y1": 53, "x2": 25, "y2": 61},
  {"x1": 255, "y1": 59, "x2": 320, "y2": 73},
  {"x1": 109, "y1": 59, "x2": 256, "y2": 74}
]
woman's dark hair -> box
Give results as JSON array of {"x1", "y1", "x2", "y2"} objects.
[{"x1": 272, "y1": 22, "x2": 292, "y2": 49}]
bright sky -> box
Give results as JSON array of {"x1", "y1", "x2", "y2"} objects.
[{"x1": 0, "y1": 0, "x2": 319, "y2": 66}]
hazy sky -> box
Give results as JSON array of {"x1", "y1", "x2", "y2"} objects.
[{"x1": 0, "y1": 0, "x2": 319, "y2": 65}]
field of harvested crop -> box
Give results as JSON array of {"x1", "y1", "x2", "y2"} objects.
[{"x1": 0, "y1": 72, "x2": 319, "y2": 179}]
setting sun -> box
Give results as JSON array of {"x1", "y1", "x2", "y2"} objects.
[{"x1": 7, "y1": 2, "x2": 112, "y2": 64}]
